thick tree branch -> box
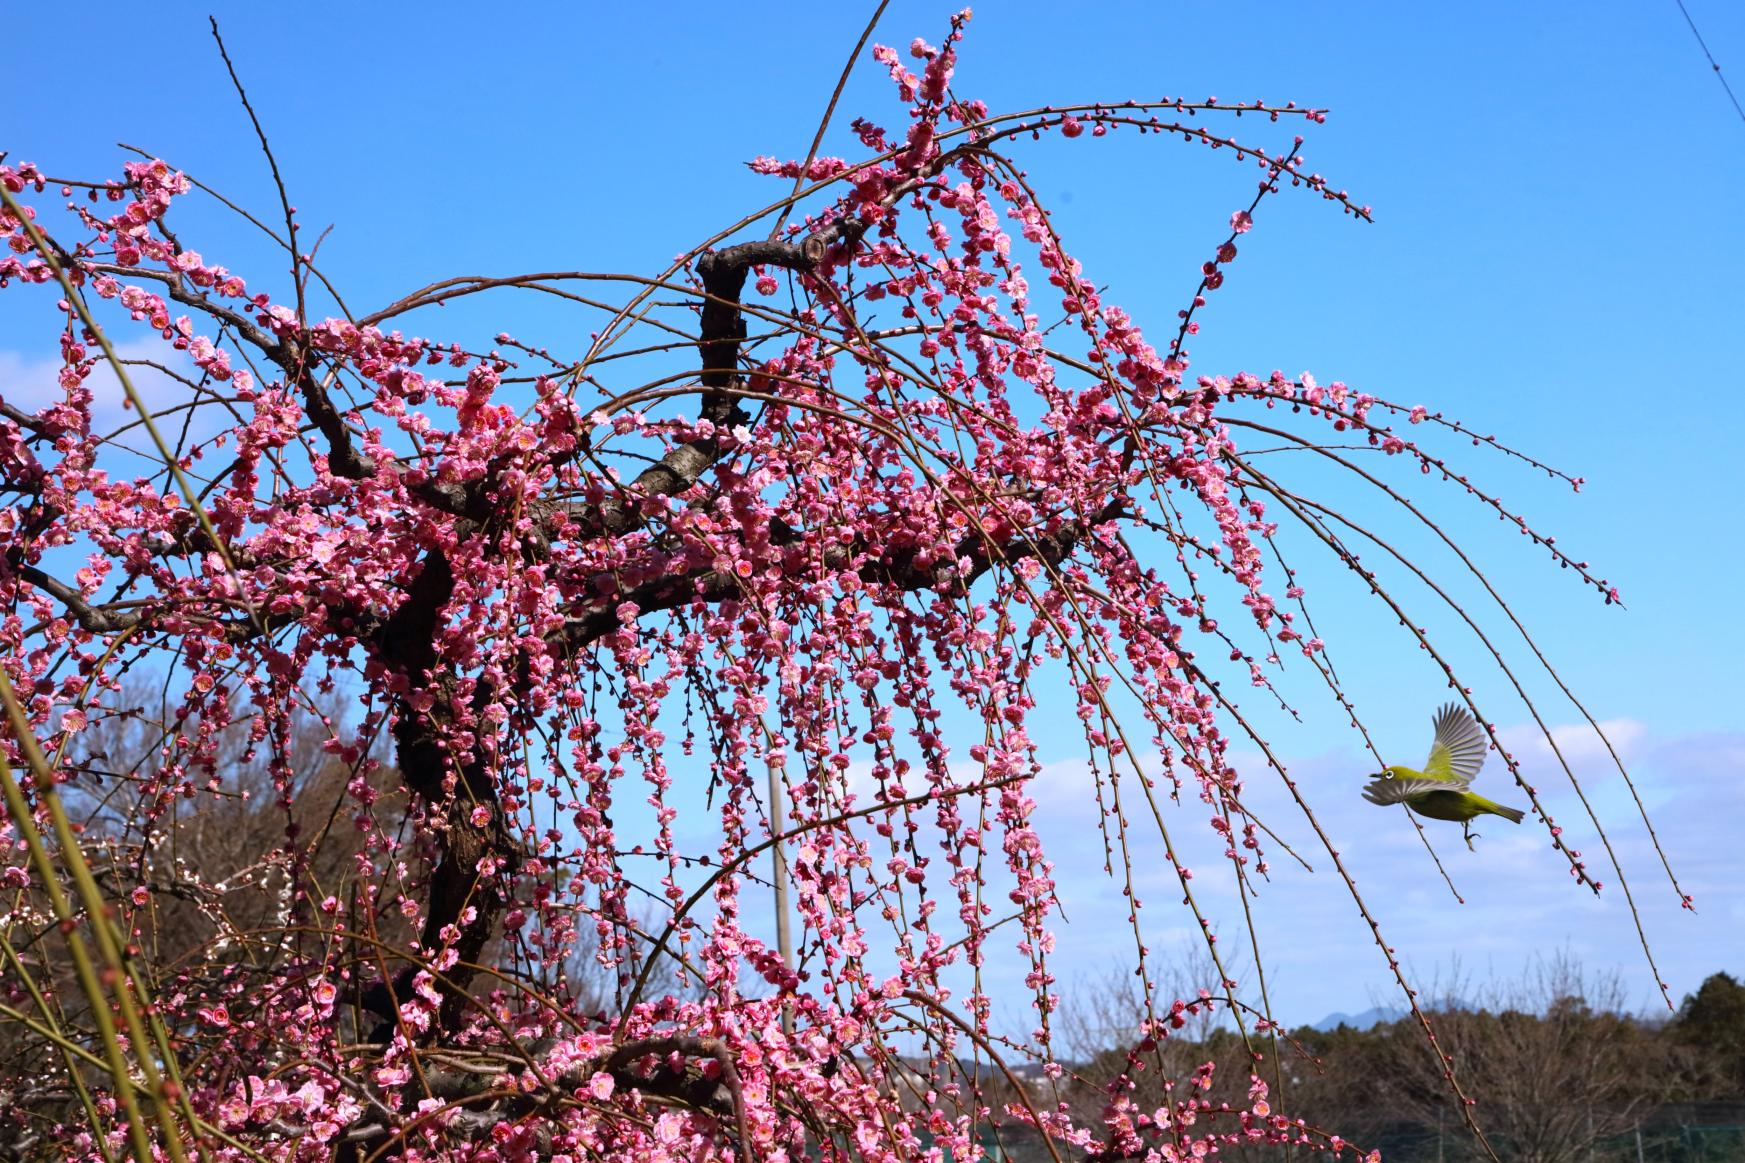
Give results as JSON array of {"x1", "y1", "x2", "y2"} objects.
[
  {"x1": 697, "y1": 233, "x2": 834, "y2": 408},
  {"x1": 0, "y1": 399, "x2": 48, "y2": 434},
  {"x1": 557, "y1": 507, "x2": 1107, "y2": 654},
  {"x1": 15, "y1": 566, "x2": 142, "y2": 634},
  {"x1": 557, "y1": 229, "x2": 849, "y2": 542}
]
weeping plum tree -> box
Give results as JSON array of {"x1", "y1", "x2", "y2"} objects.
[{"x1": 0, "y1": 10, "x2": 1684, "y2": 1162}]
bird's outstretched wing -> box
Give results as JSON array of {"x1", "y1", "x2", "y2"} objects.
[
  {"x1": 1361, "y1": 774, "x2": 1463, "y2": 805},
  {"x1": 1421, "y1": 702, "x2": 1487, "y2": 785}
]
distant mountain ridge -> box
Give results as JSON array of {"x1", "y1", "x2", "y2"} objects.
[{"x1": 1308, "y1": 1005, "x2": 1406, "y2": 1031}]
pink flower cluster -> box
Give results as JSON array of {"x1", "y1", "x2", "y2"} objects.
[{"x1": 0, "y1": 12, "x2": 1621, "y2": 1162}]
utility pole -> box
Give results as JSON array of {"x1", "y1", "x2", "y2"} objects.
[{"x1": 767, "y1": 752, "x2": 795, "y2": 1035}]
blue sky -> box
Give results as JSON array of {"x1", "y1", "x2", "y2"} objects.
[{"x1": 5, "y1": 1, "x2": 1742, "y2": 1030}]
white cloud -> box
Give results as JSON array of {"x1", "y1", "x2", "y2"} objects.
[
  {"x1": 1499, "y1": 716, "x2": 1647, "y2": 774},
  {"x1": 1, "y1": 339, "x2": 223, "y2": 453}
]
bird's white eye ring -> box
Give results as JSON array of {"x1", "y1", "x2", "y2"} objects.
[{"x1": 1383, "y1": 771, "x2": 1395, "y2": 780}]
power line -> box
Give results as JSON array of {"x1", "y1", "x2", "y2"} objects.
[{"x1": 1673, "y1": 0, "x2": 1745, "y2": 127}]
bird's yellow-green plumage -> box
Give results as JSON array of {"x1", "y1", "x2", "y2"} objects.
[{"x1": 1362, "y1": 704, "x2": 1525, "y2": 849}]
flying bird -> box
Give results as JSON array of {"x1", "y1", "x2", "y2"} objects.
[{"x1": 1361, "y1": 703, "x2": 1524, "y2": 850}]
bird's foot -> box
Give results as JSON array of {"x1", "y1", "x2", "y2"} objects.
[{"x1": 1463, "y1": 825, "x2": 1480, "y2": 852}]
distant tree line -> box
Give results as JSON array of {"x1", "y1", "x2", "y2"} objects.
[{"x1": 1020, "y1": 958, "x2": 1745, "y2": 1163}]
